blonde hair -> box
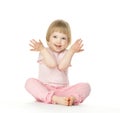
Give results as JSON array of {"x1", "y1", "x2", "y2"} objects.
[{"x1": 46, "y1": 19, "x2": 71, "y2": 45}]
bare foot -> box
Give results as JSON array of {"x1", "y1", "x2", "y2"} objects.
[
  {"x1": 52, "y1": 95, "x2": 76, "y2": 106},
  {"x1": 52, "y1": 95, "x2": 70, "y2": 106},
  {"x1": 68, "y1": 96, "x2": 76, "y2": 106}
]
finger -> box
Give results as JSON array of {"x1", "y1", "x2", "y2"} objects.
[
  {"x1": 30, "y1": 49, "x2": 36, "y2": 51},
  {"x1": 77, "y1": 38, "x2": 82, "y2": 41},
  {"x1": 29, "y1": 44, "x2": 35, "y2": 48},
  {"x1": 75, "y1": 39, "x2": 82, "y2": 46},
  {"x1": 30, "y1": 40, "x2": 35, "y2": 45},
  {"x1": 80, "y1": 44, "x2": 84, "y2": 48},
  {"x1": 39, "y1": 39, "x2": 42, "y2": 43},
  {"x1": 77, "y1": 49, "x2": 84, "y2": 53},
  {"x1": 78, "y1": 39, "x2": 83, "y2": 44},
  {"x1": 30, "y1": 39, "x2": 37, "y2": 44},
  {"x1": 78, "y1": 44, "x2": 84, "y2": 51},
  {"x1": 80, "y1": 49, "x2": 84, "y2": 51},
  {"x1": 39, "y1": 40, "x2": 44, "y2": 46}
]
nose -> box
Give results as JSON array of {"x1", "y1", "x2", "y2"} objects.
[{"x1": 56, "y1": 38, "x2": 61, "y2": 44}]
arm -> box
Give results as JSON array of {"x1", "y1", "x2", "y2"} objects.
[
  {"x1": 29, "y1": 39, "x2": 57, "y2": 68},
  {"x1": 58, "y1": 39, "x2": 84, "y2": 71}
]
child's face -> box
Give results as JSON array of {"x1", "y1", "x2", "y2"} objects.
[{"x1": 48, "y1": 32, "x2": 69, "y2": 53}]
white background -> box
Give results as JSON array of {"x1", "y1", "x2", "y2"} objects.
[{"x1": 0, "y1": 0, "x2": 120, "y2": 112}]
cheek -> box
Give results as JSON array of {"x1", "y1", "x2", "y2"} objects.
[
  {"x1": 48, "y1": 39, "x2": 54, "y2": 44},
  {"x1": 63, "y1": 41, "x2": 68, "y2": 47},
  {"x1": 50, "y1": 38, "x2": 55, "y2": 43},
  {"x1": 47, "y1": 41, "x2": 52, "y2": 47}
]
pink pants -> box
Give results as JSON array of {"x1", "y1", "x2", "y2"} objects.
[{"x1": 25, "y1": 78, "x2": 91, "y2": 105}]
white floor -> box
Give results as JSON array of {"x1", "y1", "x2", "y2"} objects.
[{"x1": 1, "y1": 99, "x2": 120, "y2": 113}]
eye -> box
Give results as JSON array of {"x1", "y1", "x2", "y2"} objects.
[
  {"x1": 53, "y1": 35, "x2": 57, "y2": 38},
  {"x1": 61, "y1": 37, "x2": 66, "y2": 40}
]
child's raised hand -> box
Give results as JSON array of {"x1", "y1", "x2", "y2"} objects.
[
  {"x1": 70, "y1": 39, "x2": 84, "y2": 53},
  {"x1": 29, "y1": 39, "x2": 44, "y2": 51}
]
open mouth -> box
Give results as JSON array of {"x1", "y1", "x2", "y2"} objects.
[{"x1": 54, "y1": 44, "x2": 62, "y2": 48}]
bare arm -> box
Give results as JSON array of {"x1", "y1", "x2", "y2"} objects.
[
  {"x1": 58, "y1": 39, "x2": 84, "y2": 71},
  {"x1": 29, "y1": 39, "x2": 57, "y2": 68}
]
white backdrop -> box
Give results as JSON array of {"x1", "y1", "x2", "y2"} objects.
[{"x1": 0, "y1": 0, "x2": 120, "y2": 107}]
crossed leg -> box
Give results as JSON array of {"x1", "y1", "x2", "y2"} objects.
[
  {"x1": 52, "y1": 82, "x2": 91, "y2": 106},
  {"x1": 25, "y1": 78, "x2": 90, "y2": 106}
]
